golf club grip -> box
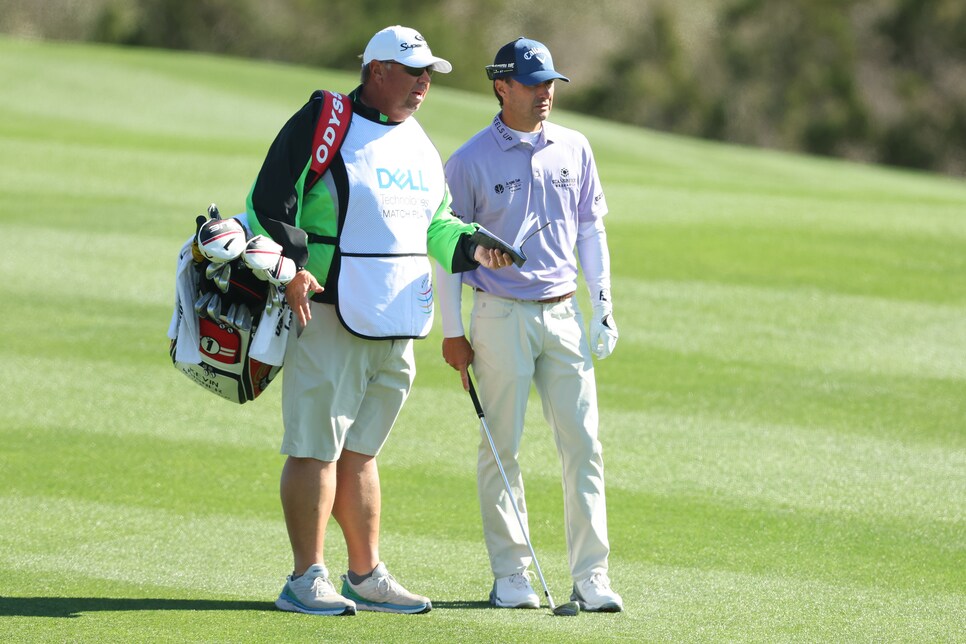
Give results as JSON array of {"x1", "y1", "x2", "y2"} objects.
[{"x1": 467, "y1": 372, "x2": 485, "y2": 418}]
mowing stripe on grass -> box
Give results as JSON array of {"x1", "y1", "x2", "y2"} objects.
[{"x1": 1, "y1": 36, "x2": 963, "y2": 642}]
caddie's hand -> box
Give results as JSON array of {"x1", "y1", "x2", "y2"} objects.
[
  {"x1": 285, "y1": 270, "x2": 323, "y2": 329},
  {"x1": 442, "y1": 336, "x2": 475, "y2": 390},
  {"x1": 591, "y1": 303, "x2": 619, "y2": 360},
  {"x1": 474, "y1": 245, "x2": 513, "y2": 270}
]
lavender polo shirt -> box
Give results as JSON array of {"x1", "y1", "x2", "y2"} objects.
[{"x1": 445, "y1": 114, "x2": 608, "y2": 301}]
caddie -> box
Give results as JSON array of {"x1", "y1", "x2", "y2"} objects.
[{"x1": 245, "y1": 25, "x2": 512, "y2": 616}]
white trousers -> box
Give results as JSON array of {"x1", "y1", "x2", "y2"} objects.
[{"x1": 469, "y1": 290, "x2": 610, "y2": 582}]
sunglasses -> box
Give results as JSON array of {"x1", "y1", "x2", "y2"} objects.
[{"x1": 383, "y1": 61, "x2": 433, "y2": 77}]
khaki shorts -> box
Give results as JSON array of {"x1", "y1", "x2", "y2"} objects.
[{"x1": 280, "y1": 302, "x2": 415, "y2": 461}]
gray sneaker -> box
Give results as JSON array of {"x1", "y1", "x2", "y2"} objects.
[
  {"x1": 276, "y1": 564, "x2": 356, "y2": 616},
  {"x1": 340, "y1": 562, "x2": 432, "y2": 614}
]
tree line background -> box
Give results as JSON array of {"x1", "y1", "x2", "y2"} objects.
[{"x1": 3, "y1": 0, "x2": 964, "y2": 177}]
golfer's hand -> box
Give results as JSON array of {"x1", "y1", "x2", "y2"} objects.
[
  {"x1": 590, "y1": 304, "x2": 618, "y2": 360},
  {"x1": 442, "y1": 336, "x2": 474, "y2": 390},
  {"x1": 285, "y1": 270, "x2": 324, "y2": 329},
  {"x1": 474, "y1": 246, "x2": 513, "y2": 269}
]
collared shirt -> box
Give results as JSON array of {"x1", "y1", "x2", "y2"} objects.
[{"x1": 445, "y1": 114, "x2": 608, "y2": 301}]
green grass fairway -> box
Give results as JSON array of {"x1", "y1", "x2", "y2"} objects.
[{"x1": 1, "y1": 37, "x2": 964, "y2": 642}]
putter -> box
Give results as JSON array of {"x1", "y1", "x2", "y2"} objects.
[{"x1": 467, "y1": 370, "x2": 580, "y2": 618}]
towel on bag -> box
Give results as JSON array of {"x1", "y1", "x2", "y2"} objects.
[{"x1": 167, "y1": 213, "x2": 292, "y2": 403}]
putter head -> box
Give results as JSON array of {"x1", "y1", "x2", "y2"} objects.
[{"x1": 552, "y1": 601, "x2": 580, "y2": 617}]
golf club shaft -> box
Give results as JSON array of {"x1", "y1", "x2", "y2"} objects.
[{"x1": 467, "y1": 371, "x2": 558, "y2": 611}]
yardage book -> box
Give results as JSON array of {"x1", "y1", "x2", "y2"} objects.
[{"x1": 469, "y1": 211, "x2": 549, "y2": 268}]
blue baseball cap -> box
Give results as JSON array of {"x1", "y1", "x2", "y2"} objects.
[{"x1": 485, "y1": 37, "x2": 570, "y2": 85}]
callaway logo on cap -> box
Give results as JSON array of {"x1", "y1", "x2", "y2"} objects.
[
  {"x1": 362, "y1": 25, "x2": 453, "y2": 73},
  {"x1": 485, "y1": 37, "x2": 570, "y2": 85}
]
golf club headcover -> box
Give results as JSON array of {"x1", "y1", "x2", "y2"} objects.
[
  {"x1": 198, "y1": 215, "x2": 247, "y2": 263},
  {"x1": 590, "y1": 289, "x2": 618, "y2": 360},
  {"x1": 266, "y1": 256, "x2": 297, "y2": 286},
  {"x1": 243, "y1": 235, "x2": 297, "y2": 286},
  {"x1": 242, "y1": 235, "x2": 284, "y2": 272}
]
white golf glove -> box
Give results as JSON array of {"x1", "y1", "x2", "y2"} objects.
[{"x1": 590, "y1": 301, "x2": 618, "y2": 360}]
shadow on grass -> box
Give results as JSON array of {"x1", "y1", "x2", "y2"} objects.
[
  {"x1": 429, "y1": 600, "x2": 492, "y2": 610},
  {"x1": 0, "y1": 597, "x2": 275, "y2": 618},
  {"x1": 2, "y1": 597, "x2": 495, "y2": 617}
]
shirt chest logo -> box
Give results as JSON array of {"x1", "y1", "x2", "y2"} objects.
[{"x1": 551, "y1": 167, "x2": 577, "y2": 189}]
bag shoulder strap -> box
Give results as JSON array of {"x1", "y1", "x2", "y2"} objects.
[{"x1": 305, "y1": 90, "x2": 352, "y2": 192}]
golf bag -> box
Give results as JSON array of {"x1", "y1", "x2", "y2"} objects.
[
  {"x1": 167, "y1": 90, "x2": 351, "y2": 403},
  {"x1": 167, "y1": 206, "x2": 291, "y2": 404}
]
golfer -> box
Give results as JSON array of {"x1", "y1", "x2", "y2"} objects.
[
  {"x1": 435, "y1": 37, "x2": 623, "y2": 612},
  {"x1": 246, "y1": 25, "x2": 511, "y2": 616}
]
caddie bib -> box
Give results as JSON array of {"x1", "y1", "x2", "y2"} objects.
[{"x1": 335, "y1": 115, "x2": 445, "y2": 339}]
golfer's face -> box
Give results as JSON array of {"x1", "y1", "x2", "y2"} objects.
[{"x1": 501, "y1": 79, "x2": 554, "y2": 132}]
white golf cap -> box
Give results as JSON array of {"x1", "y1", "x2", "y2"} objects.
[{"x1": 362, "y1": 25, "x2": 453, "y2": 73}]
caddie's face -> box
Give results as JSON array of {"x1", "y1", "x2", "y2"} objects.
[
  {"x1": 498, "y1": 78, "x2": 554, "y2": 133},
  {"x1": 375, "y1": 60, "x2": 433, "y2": 120}
]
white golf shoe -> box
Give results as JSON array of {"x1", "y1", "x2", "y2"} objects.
[
  {"x1": 490, "y1": 572, "x2": 540, "y2": 608},
  {"x1": 571, "y1": 573, "x2": 623, "y2": 612},
  {"x1": 275, "y1": 564, "x2": 356, "y2": 616},
  {"x1": 340, "y1": 562, "x2": 432, "y2": 614}
]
